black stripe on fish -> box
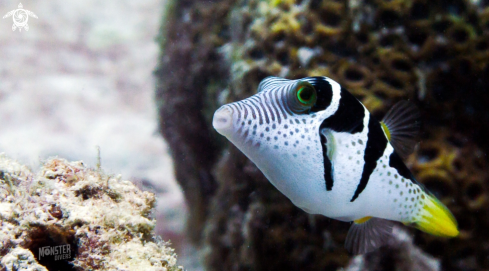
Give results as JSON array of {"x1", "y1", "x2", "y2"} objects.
[
  {"x1": 320, "y1": 133, "x2": 334, "y2": 191},
  {"x1": 274, "y1": 87, "x2": 287, "y2": 122},
  {"x1": 262, "y1": 94, "x2": 273, "y2": 123},
  {"x1": 256, "y1": 97, "x2": 269, "y2": 125},
  {"x1": 243, "y1": 103, "x2": 249, "y2": 119},
  {"x1": 308, "y1": 77, "x2": 333, "y2": 112},
  {"x1": 319, "y1": 87, "x2": 364, "y2": 133},
  {"x1": 246, "y1": 100, "x2": 257, "y2": 120},
  {"x1": 230, "y1": 104, "x2": 240, "y2": 121},
  {"x1": 351, "y1": 116, "x2": 388, "y2": 202},
  {"x1": 389, "y1": 152, "x2": 418, "y2": 184},
  {"x1": 258, "y1": 77, "x2": 288, "y2": 92},
  {"x1": 250, "y1": 96, "x2": 264, "y2": 125},
  {"x1": 268, "y1": 90, "x2": 279, "y2": 123}
]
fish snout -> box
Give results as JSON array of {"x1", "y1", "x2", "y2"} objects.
[{"x1": 213, "y1": 106, "x2": 234, "y2": 136}]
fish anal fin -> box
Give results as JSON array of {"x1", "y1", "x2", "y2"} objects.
[
  {"x1": 381, "y1": 101, "x2": 420, "y2": 159},
  {"x1": 354, "y1": 216, "x2": 373, "y2": 224},
  {"x1": 412, "y1": 193, "x2": 459, "y2": 237},
  {"x1": 345, "y1": 217, "x2": 394, "y2": 255}
]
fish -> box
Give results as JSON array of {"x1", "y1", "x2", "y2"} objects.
[{"x1": 212, "y1": 76, "x2": 459, "y2": 254}]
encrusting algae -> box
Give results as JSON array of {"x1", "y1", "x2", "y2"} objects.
[{"x1": 0, "y1": 154, "x2": 182, "y2": 271}]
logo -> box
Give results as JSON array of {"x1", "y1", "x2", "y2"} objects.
[
  {"x1": 39, "y1": 244, "x2": 71, "y2": 261},
  {"x1": 3, "y1": 3, "x2": 38, "y2": 32}
]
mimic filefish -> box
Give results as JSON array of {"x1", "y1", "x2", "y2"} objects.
[{"x1": 212, "y1": 76, "x2": 459, "y2": 254}]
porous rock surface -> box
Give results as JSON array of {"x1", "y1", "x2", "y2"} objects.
[{"x1": 0, "y1": 154, "x2": 182, "y2": 271}]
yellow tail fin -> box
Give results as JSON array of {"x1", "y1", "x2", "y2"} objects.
[{"x1": 413, "y1": 194, "x2": 459, "y2": 237}]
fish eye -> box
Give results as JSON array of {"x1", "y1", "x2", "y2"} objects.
[
  {"x1": 296, "y1": 84, "x2": 316, "y2": 106},
  {"x1": 287, "y1": 81, "x2": 317, "y2": 114}
]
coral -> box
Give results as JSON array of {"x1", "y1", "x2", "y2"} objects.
[
  {"x1": 0, "y1": 154, "x2": 182, "y2": 271},
  {"x1": 1, "y1": 248, "x2": 48, "y2": 271},
  {"x1": 155, "y1": 0, "x2": 489, "y2": 270}
]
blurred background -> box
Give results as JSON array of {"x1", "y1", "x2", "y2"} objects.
[{"x1": 0, "y1": 0, "x2": 188, "y2": 265}]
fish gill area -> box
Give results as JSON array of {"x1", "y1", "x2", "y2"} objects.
[{"x1": 155, "y1": 0, "x2": 489, "y2": 270}]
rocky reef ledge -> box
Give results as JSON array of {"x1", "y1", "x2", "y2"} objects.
[{"x1": 0, "y1": 154, "x2": 182, "y2": 271}]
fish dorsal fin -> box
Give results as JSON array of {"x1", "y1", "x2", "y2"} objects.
[
  {"x1": 381, "y1": 101, "x2": 420, "y2": 159},
  {"x1": 344, "y1": 217, "x2": 394, "y2": 255}
]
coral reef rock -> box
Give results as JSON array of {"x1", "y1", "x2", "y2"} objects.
[
  {"x1": 156, "y1": 0, "x2": 489, "y2": 270},
  {"x1": 0, "y1": 154, "x2": 182, "y2": 271}
]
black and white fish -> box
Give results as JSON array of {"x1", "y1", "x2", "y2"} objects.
[{"x1": 212, "y1": 76, "x2": 458, "y2": 254}]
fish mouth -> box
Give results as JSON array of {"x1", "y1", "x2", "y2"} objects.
[{"x1": 213, "y1": 106, "x2": 234, "y2": 136}]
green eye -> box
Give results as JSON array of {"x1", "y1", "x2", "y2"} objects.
[
  {"x1": 297, "y1": 85, "x2": 315, "y2": 105},
  {"x1": 287, "y1": 81, "x2": 317, "y2": 113}
]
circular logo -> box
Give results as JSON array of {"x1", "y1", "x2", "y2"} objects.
[
  {"x1": 13, "y1": 9, "x2": 29, "y2": 28},
  {"x1": 3, "y1": 4, "x2": 38, "y2": 32}
]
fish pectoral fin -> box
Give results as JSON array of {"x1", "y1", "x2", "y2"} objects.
[
  {"x1": 320, "y1": 128, "x2": 335, "y2": 190},
  {"x1": 344, "y1": 217, "x2": 394, "y2": 255},
  {"x1": 320, "y1": 128, "x2": 336, "y2": 160},
  {"x1": 412, "y1": 193, "x2": 459, "y2": 237},
  {"x1": 381, "y1": 101, "x2": 420, "y2": 159}
]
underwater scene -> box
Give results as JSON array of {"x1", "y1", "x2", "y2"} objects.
[{"x1": 1, "y1": 0, "x2": 489, "y2": 270}]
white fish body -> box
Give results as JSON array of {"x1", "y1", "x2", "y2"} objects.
[{"x1": 213, "y1": 76, "x2": 458, "y2": 254}]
